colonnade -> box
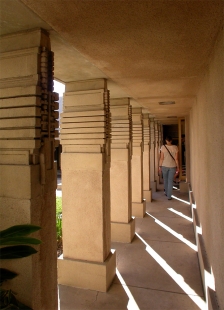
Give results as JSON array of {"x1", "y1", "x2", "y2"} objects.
[
  {"x1": 0, "y1": 28, "x2": 163, "y2": 308},
  {"x1": 57, "y1": 79, "x2": 164, "y2": 292}
]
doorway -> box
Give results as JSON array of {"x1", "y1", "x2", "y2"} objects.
[{"x1": 163, "y1": 120, "x2": 186, "y2": 182}]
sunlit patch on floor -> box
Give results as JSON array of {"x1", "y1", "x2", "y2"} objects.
[
  {"x1": 172, "y1": 195, "x2": 190, "y2": 205},
  {"x1": 136, "y1": 233, "x2": 205, "y2": 310},
  {"x1": 116, "y1": 268, "x2": 140, "y2": 310},
  {"x1": 168, "y1": 208, "x2": 193, "y2": 222},
  {"x1": 146, "y1": 212, "x2": 197, "y2": 251}
]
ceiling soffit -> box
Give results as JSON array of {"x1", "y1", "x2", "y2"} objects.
[{"x1": 1, "y1": 0, "x2": 224, "y2": 122}]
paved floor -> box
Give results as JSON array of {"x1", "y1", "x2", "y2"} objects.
[{"x1": 58, "y1": 184, "x2": 205, "y2": 310}]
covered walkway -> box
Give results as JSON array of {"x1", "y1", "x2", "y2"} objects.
[
  {"x1": 58, "y1": 184, "x2": 204, "y2": 310},
  {"x1": 0, "y1": 2, "x2": 223, "y2": 308}
]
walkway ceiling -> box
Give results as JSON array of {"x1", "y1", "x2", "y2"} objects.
[{"x1": 0, "y1": 0, "x2": 223, "y2": 124}]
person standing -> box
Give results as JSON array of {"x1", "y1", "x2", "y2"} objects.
[{"x1": 158, "y1": 136, "x2": 179, "y2": 200}]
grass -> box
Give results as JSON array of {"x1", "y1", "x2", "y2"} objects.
[
  {"x1": 56, "y1": 197, "x2": 62, "y2": 245},
  {"x1": 56, "y1": 197, "x2": 62, "y2": 214}
]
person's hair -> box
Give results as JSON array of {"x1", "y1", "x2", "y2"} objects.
[{"x1": 165, "y1": 136, "x2": 172, "y2": 142}]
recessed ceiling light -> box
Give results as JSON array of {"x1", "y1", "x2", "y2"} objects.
[{"x1": 159, "y1": 101, "x2": 175, "y2": 105}]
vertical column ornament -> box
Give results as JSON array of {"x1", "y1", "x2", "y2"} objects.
[
  {"x1": 143, "y1": 113, "x2": 152, "y2": 202},
  {"x1": 157, "y1": 122, "x2": 163, "y2": 184},
  {"x1": 0, "y1": 28, "x2": 58, "y2": 310},
  {"x1": 58, "y1": 79, "x2": 116, "y2": 292},
  {"x1": 110, "y1": 98, "x2": 135, "y2": 243},
  {"x1": 159, "y1": 123, "x2": 163, "y2": 147},
  {"x1": 155, "y1": 121, "x2": 160, "y2": 185},
  {"x1": 131, "y1": 107, "x2": 146, "y2": 218},
  {"x1": 150, "y1": 117, "x2": 157, "y2": 192}
]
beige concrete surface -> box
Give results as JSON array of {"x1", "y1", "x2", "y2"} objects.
[
  {"x1": 58, "y1": 251, "x2": 116, "y2": 292},
  {"x1": 142, "y1": 113, "x2": 151, "y2": 200},
  {"x1": 143, "y1": 190, "x2": 151, "y2": 202},
  {"x1": 111, "y1": 218, "x2": 135, "y2": 243},
  {"x1": 131, "y1": 148, "x2": 143, "y2": 202},
  {"x1": 150, "y1": 119, "x2": 157, "y2": 192},
  {"x1": 0, "y1": 28, "x2": 58, "y2": 309},
  {"x1": 1, "y1": 1, "x2": 222, "y2": 119},
  {"x1": 150, "y1": 180, "x2": 157, "y2": 193},
  {"x1": 59, "y1": 184, "x2": 205, "y2": 310},
  {"x1": 110, "y1": 98, "x2": 134, "y2": 243},
  {"x1": 189, "y1": 26, "x2": 224, "y2": 308},
  {"x1": 59, "y1": 78, "x2": 116, "y2": 292},
  {"x1": 1, "y1": 3, "x2": 223, "y2": 308},
  {"x1": 179, "y1": 182, "x2": 189, "y2": 193},
  {"x1": 132, "y1": 201, "x2": 146, "y2": 218},
  {"x1": 154, "y1": 122, "x2": 160, "y2": 187}
]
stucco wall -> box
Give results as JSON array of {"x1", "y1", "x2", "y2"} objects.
[{"x1": 189, "y1": 26, "x2": 224, "y2": 308}]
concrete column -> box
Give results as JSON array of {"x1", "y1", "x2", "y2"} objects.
[
  {"x1": 159, "y1": 123, "x2": 164, "y2": 183},
  {"x1": 58, "y1": 79, "x2": 116, "y2": 292},
  {"x1": 156, "y1": 122, "x2": 163, "y2": 185},
  {"x1": 110, "y1": 98, "x2": 135, "y2": 243},
  {"x1": 131, "y1": 108, "x2": 146, "y2": 218},
  {"x1": 150, "y1": 118, "x2": 157, "y2": 192},
  {"x1": 0, "y1": 29, "x2": 58, "y2": 309},
  {"x1": 155, "y1": 121, "x2": 160, "y2": 185},
  {"x1": 142, "y1": 113, "x2": 152, "y2": 202}
]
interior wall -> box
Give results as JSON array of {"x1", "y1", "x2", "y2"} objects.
[
  {"x1": 189, "y1": 25, "x2": 224, "y2": 308},
  {"x1": 185, "y1": 116, "x2": 190, "y2": 182}
]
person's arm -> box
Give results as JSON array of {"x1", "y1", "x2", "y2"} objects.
[{"x1": 158, "y1": 151, "x2": 164, "y2": 173}]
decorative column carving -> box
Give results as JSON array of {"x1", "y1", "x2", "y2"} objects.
[
  {"x1": 58, "y1": 79, "x2": 116, "y2": 292},
  {"x1": 131, "y1": 107, "x2": 146, "y2": 218},
  {"x1": 155, "y1": 121, "x2": 160, "y2": 185},
  {"x1": 157, "y1": 122, "x2": 163, "y2": 184},
  {"x1": 143, "y1": 113, "x2": 152, "y2": 202},
  {"x1": 110, "y1": 98, "x2": 135, "y2": 243},
  {"x1": 150, "y1": 117, "x2": 157, "y2": 192},
  {"x1": 159, "y1": 123, "x2": 163, "y2": 147},
  {"x1": 0, "y1": 29, "x2": 58, "y2": 309}
]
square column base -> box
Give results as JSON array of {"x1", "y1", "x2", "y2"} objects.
[
  {"x1": 58, "y1": 251, "x2": 116, "y2": 292},
  {"x1": 150, "y1": 181, "x2": 157, "y2": 192},
  {"x1": 143, "y1": 190, "x2": 152, "y2": 202},
  {"x1": 179, "y1": 182, "x2": 189, "y2": 193},
  {"x1": 132, "y1": 200, "x2": 146, "y2": 218},
  {"x1": 111, "y1": 217, "x2": 135, "y2": 243}
]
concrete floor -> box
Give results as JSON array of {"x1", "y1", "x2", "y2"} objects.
[{"x1": 58, "y1": 184, "x2": 205, "y2": 310}]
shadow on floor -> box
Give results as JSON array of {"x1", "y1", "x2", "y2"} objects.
[{"x1": 58, "y1": 184, "x2": 205, "y2": 310}]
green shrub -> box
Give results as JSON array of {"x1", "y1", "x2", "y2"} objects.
[
  {"x1": 0, "y1": 224, "x2": 41, "y2": 309},
  {"x1": 56, "y1": 197, "x2": 62, "y2": 247},
  {"x1": 56, "y1": 197, "x2": 62, "y2": 214}
]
